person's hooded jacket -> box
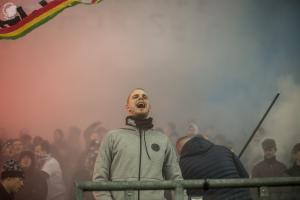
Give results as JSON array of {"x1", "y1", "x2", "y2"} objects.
[
  {"x1": 179, "y1": 135, "x2": 252, "y2": 200},
  {"x1": 93, "y1": 117, "x2": 183, "y2": 200}
]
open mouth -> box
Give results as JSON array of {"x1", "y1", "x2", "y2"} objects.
[{"x1": 136, "y1": 102, "x2": 146, "y2": 108}]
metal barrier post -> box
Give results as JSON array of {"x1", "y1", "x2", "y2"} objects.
[
  {"x1": 259, "y1": 186, "x2": 269, "y2": 200},
  {"x1": 75, "y1": 183, "x2": 83, "y2": 200},
  {"x1": 175, "y1": 186, "x2": 184, "y2": 200},
  {"x1": 124, "y1": 190, "x2": 135, "y2": 200}
]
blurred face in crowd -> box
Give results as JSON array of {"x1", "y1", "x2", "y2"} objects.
[
  {"x1": 20, "y1": 155, "x2": 33, "y2": 169},
  {"x1": 53, "y1": 131, "x2": 64, "y2": 143},
  {"x1": 294, "y1": 151, "x2": 300, "y2": 166},
  {"x1": 4, "y1": 177, "x2": 24, "y2": 193},
  {"x1": 2, "y1": 143, "x2": 13, "y2": 157},
  {"x1": 126, "y1": 89, "x2": 151, "y2": 119},
  {"x1": 186, "y1": 124, "x2": 198, "y2": 136},
  {"x1": 12, "y1": 140, "x2": 23, "y2": 155},
  {"x1": 34, "y1": 144, "x2": 47, "y2": 158},
  {"x1": 263, "y1": 147, "x2": 276, "y2": 159},
  {"x1": 90, "y1": 132, "x2": 100, "y2": 142}
]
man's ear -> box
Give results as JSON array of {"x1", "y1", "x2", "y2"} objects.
[{"x1": 126, "y1": 104, "x2": 132, "y2": 114}]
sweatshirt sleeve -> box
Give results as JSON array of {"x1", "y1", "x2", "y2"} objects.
[
  {"x1": 92, "y1": 133, "x2": 114, "y2": 200},
  {"x1": 163, "y1": 139, "x2": 183, "y2": 180}
]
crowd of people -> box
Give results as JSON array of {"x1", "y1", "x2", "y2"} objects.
[
  {"x1": 0, "y1": 88, "x2": 299, "y2": 200},
  {"x1": 0, "y1": 123, "x2": 106, "y2": 200}
]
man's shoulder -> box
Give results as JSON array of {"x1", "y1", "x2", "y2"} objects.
[
  {"x1": 149, "y1": 129, "x2": 171, "y2": 142},
  {"x1": 285, "y1": 168, "x2": 293, "y2": 176},
  {"x1": 253, "y1": 160, "x2": 266, "y2": 169},
  {"x1": 103, "y1": 128, "x2": 137, "y2": 141},
  {"x1": 42, "y1": 156, "x2": 61, "y2": 171},
  {"x1": 275, "y1": 159, "x2": 287, "y2": 168},
  {"x1": 106, "y1": 127, "x2": 136, "y2": 135},
  {"x1": 214, "y1": 144, "x2": 231, "y2": 153}
]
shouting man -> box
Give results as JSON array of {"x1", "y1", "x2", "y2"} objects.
[{"x1": 93, "y1": 88, "x2": 183, "y2": 200}]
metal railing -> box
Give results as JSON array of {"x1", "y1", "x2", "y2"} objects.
[{"x1": 75, "y1": 177, "x2": 300, "y2": 200}]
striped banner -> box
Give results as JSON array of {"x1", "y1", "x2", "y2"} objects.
[{"x1": 0, "y1": 0, "x2": 102, "y2": 40}]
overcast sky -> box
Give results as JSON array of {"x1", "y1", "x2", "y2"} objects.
[{"x1": 0, "y1": 0, "x2": 299, "y2": 159}]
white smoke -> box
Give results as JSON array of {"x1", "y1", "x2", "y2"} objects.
[
  {"x1": 264, "y1": 76, "x2": 300, "y2": 166},
  {"x1": 0, "y1": 0, "x2": 299, "y2": 150}
]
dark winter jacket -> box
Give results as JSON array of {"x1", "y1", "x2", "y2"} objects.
[
  {"x1": 0, "y1": 182, "x2": 13, "y2": 200},
  {"x1": 252, "y1": 157, "x2": 286, "y2": 178},
  {"x1": 282, "y1": 163, "x2": 300, "y2": 200},
  {"x1": 285, "y1": 163, "x2": 300, "y2": 177},
  {"x1": 251, "y1": 157, "x2": 287, "y2": 200},
  {"x1": 179, "y1": 135, "x2": 252, "y2": 200},
  {"x1": 15, "y1": 151, "x2": 48, "y2": 200}
]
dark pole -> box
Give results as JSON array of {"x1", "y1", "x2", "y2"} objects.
[{"x1": 238, "y1": 93, "x2": 280, "y2": 158}]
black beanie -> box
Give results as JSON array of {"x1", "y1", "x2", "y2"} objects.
[{"x1": 1, "y1": 159, "x2": 24, "y2": 180}]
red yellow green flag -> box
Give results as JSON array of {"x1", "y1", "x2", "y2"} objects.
[{"x1": 0, "y1": 0, "x2": 102, "y2": 40}]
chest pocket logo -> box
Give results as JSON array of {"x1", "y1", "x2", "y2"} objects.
[{"x1": 151, "y1": 143, "x2": 160, "y2": 152}]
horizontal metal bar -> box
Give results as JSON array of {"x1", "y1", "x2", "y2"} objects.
[
  {"x1": 76, "y1": 180, "x2": 185, "y2": 191},
  {"x1": 76, "y1": 177, "x2": 300, "y2": 191}
]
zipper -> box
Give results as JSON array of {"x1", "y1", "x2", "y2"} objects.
[{"x1": 138, "y1": 128, "x2": 142, "y2": 200}]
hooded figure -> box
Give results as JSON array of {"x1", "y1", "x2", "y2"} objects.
[
  {"x1": 93, "y1": 88, "x2": 183, "y2": 200},
  {"x1": 177, "y1": 135, "x2": 252, "y2": 200}
]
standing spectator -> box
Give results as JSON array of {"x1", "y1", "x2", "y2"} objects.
[
  {"x1": 11, "y1": 139, "x2": 24, "y2": 160},
  {"x1": 251, "y1": 138, "x2": 287, "y2": 200},
  {"x1": 51, "y1": 129, "x2": 68, "y2": 183},
  {"x1": 0, "y1": 160, "x2": 24, "y2": 200},
  {"x1": 71, "y1": 139, "x2": 101, "y2": 200},
  {"x1": 177, "y1": 135, "x2": 252, "y2": 200},
  {"x1": 52, "y1": 129, "x2": 67, "y2": 162},
  {"x1": 19, "y1": 128, "x2": 32, "y2": 149},
  {"x1": 185, "y1": 122, "x2": 199, "y2": 136},
  {"x1": 0, "y1": 140, "x2": 14, "y2": 167},
  {"x1": 83, "y1": 121, "x2": 106, "y2": 149},
  {"x1": 242, "y1": 127, "x2": 266, "y2": 173},
  {"x1": 93, "y1": 88, "x2": 183, "y2": 200},
  {"x1": 15, "y1": 150, "x2": 48, "y2": 200},
  {"x1": 19, "y1": 133, "x2": 33, "y2": 151},
  {"x1": 34, "y1": 140, "x2": 66, "y2": 200},
  {"x1": 32, "y1": 136, "x2": 44, "y2": 147},
  {"x1": 284, "y1": 143, "x2": 300, "y2": 199},
  {"x1": 286, "y1": 142, "x2": 300, "y2": 176},
  {"x1": 252, "y1": 139, "x2": 287, "y2": 177}
]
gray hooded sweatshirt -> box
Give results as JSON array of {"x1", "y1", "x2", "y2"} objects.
[{"x1": 93, "y1": 124, "x2": 183, "y2": 200}]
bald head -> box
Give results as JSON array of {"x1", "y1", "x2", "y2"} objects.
[{"x1": 176, "y1": 135, "x2": 193, "y2": 155}]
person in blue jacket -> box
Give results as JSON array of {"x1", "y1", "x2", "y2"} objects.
[{"x1": 176, "y1": 135, "x2": 252, "y2": 200}]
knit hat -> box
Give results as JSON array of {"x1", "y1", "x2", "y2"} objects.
[{"x1": 1, "y1": 159, "x2": 24, "y2": 179}]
